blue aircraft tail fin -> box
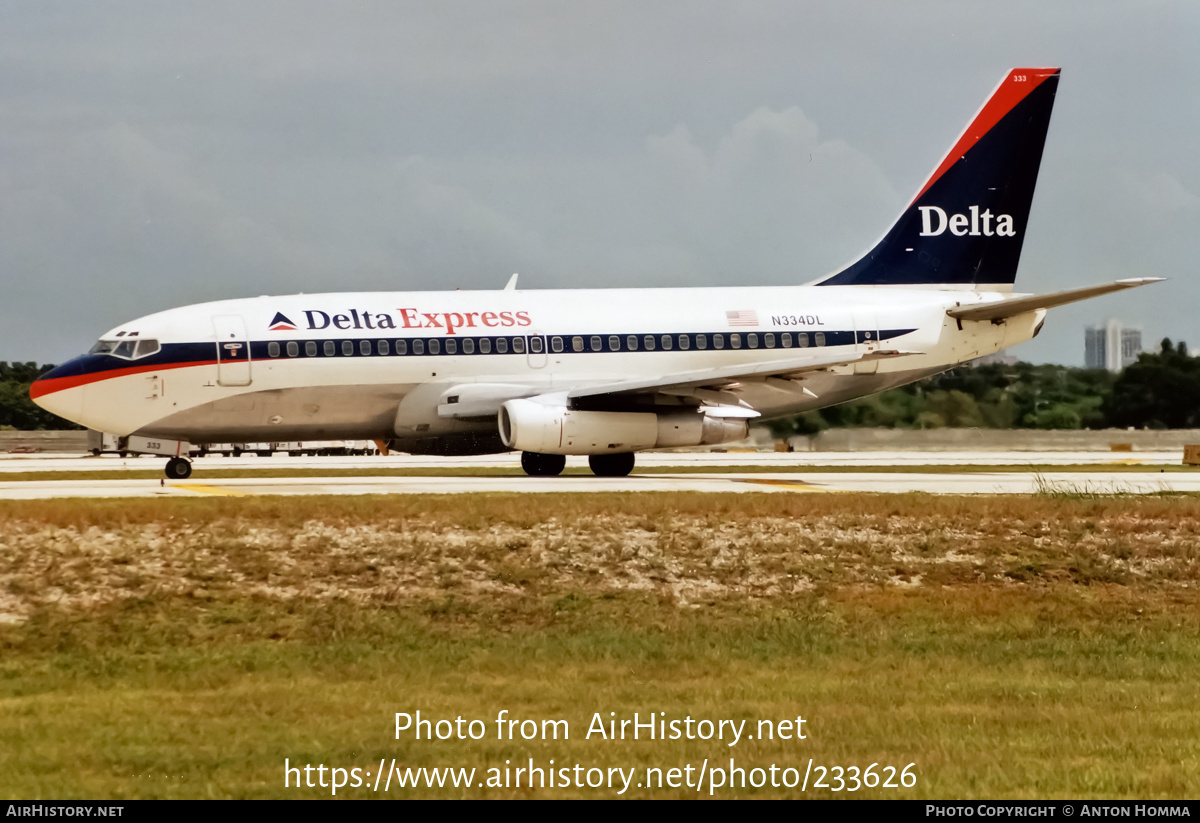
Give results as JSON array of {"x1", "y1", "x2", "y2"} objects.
[{"x1": 817, "y1": 68, "x2": 1060, "y2": 290}]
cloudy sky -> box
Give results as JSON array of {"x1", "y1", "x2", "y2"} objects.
[{"x1": 2, "y1": 1, "x2": 1196, "y2": 365}]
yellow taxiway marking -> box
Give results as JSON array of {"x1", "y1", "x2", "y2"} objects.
[
  {"x1": 170, "y1": 483, "x2": 252, "y2": 497},
  {"x1": 738, "y1": 477, "x2": 830, "y2": 492}
]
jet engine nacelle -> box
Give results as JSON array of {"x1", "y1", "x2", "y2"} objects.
[{"x1": 498, "y1": 399, "x2": 748, "y2": 455}]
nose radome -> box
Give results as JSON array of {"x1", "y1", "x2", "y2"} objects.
[{"x1": 30, "y1": 364, "x2": 86, "y2": 426}]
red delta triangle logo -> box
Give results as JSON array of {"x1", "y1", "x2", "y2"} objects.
[{"x1": 269, "y1": 312, "x2": 297, "y2": 331}]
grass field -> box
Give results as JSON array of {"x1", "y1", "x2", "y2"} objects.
[{"x1": 2, "y1": 493, "x2": 1199, "y2": 798}]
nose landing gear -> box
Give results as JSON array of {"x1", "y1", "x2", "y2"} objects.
[{"x1": 165, "y1": 457, "x2": 193, "y2": 480}]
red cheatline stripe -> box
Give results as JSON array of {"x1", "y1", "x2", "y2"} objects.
[
  {"x1": 910, "y1": 67, "x2": 1060, "y2": 206},
  {"x1": 30, "y1": 360, "x2": 220, "y2": 399}
]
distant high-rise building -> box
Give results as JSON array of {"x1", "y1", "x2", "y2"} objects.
[{"x1": 1085, "y1": 319, "x2": 1142, "y2": 371}]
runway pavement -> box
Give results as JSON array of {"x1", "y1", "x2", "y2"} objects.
[
  {"x1": 0, "y1": 450, "x2": 1194, "y2": 499},
  {"x1": 0, "y1": 449, "x2": 1185, "y2": 473}
]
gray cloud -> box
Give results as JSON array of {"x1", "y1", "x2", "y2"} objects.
[{"x1": 1, "y1": 1, "x2": 1197, "y2": 364}]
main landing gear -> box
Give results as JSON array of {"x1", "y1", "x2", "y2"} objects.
[
  {"x1": 521, "y1": 451, "x2": 566, "y2": 476},
  {"x1": 165, "y1": 457, "x2": 193, "y2": 480},
  {"x1": 588, "y1": 452, "x2": 635, "y2": 477},
  {"x1": 519, "y1": 452, "x2": 636, "y2": 477}
]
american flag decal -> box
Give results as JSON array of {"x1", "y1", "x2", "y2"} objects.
[{"x1": 726, "y1": 309, "x2": 759, "y2": 327}]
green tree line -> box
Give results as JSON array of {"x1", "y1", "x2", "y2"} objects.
[
  {"x1": 767, "y1": 338, "x2": 1200, "y2": 436},
  {"x1": 0, "y1": 363, "x2": 82, "y2": 430}
]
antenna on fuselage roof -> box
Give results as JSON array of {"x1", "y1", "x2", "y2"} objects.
[{"x1": 504, "y1": 273, "x2": 519, "y2": 291}]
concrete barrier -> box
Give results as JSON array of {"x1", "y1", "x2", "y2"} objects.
[
  {"x1": 0, "y1": 431, "x2": 89, "y2": 453},
  {"x1": 774, "y1": 428, "x2": 1200, "y2": 453}
]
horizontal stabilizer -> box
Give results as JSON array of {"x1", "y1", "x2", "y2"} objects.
[{"x1": 946, "y1": 278, "x2": 1165, "y2": 323}]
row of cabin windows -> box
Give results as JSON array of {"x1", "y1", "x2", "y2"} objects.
[
  {"x1": 550, "y1": 331, "x2": 826, "y2": 353},
  {"x1": 264, "y1": 331, "x2": 828, "y2": 359}
]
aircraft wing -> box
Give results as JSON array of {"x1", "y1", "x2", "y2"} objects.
[
  {"x1": 947, "y1": 278, "x2": 1164, "y2": 323},
  {"x1": 567, "y1": 348, "x2": 921, "y2": 408}
]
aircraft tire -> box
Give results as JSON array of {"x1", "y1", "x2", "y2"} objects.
[
  {"x1": 165, "y1": 457, "x2": 193, "y2": 480},
  {"x1": 588, "y1": 452, "x2": 635, "y2": 477},
  {"x1": 521, "y1": 451, "x2": 566, "y2": 477}
]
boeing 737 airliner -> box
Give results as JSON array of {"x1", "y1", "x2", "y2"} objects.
[{"x1": 31, "y1": 68, "x2": 1161, "y2": 479}]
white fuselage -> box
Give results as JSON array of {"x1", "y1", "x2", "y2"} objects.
[{"x1": 33, "y1": 283, "x2": 1041, "y2": 454}]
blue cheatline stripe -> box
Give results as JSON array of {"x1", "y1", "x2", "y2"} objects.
[
  {"x1": 43, "y1": 328, "x2": 917, "y2": 384},
  {"x1": 254, "y1": 329, "x2": 915, "y2": 360}
]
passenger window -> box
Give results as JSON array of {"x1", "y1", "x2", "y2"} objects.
[
  {"x1": 781, "y1": 333, "x2": 792, "y2": 348},
  {"x1": 306, "y1": 341, "x2": 318, "y2": 356},
  {"x1": 551, "y1": 336, "x2": 563, "y2": 353},
  {"x1": 496, "y1": 338, "x2": 508, "y2": 354},
  {"x1": 342, "y1": 340, "x2": 354, "y2": 356},
  {"x1": 413, "y1": 339, "x2": 424, "y2": 355},
  {"x1": 572, "y1": 336, "x2": 584, "y2": 352},
  {"x1": 512, "y1": 337, "x2": 525, "y2": 353},
  {"x1": 764, "y1": 333, "x2": 775, "y2": 348},
  {"x1": 445, "y1": 339, "x2": 457, "y2": 354},
  {"x1": 730, "y1": 334, "x2": 741, "y2": 349},
  {"x1": 378, "y1": 340, "x2": 389, "y2": 356},
  {"x1": 608, "y1": 335, "x2": 620, "y2": 351},
  {"x1": 747, "y1": 333, "x2": 758, "y2": 349},
  {"x1": 268, "y1": 342, "x2": 280, "y2": 358},
  {"x1": 713, "y1": 335, "x2": 724, "y2": 350},
  {"x1": 428, "y1": 339, "x2": 440, "y2": 355},
  {"x1": 590, "y1": 335, "x2": 602, "y2": 351},
  {"x1": 395, "y1": 339, "x2": 407, "y2": 355},
  {"x1": 287, "y1": 341, "x2": 299, "y2": 357},
  {"x1": 360, "y1": 339, "x2": 372, "y2": 356},
  {"x1": 798, "y1": 333, "x2": 809, "y2": 348},
  {"x1": 678, "y1": 335, "x2": 690, "y2": 350},
  {"x1": 661, "y1": 335, "x2": 672, "y2": 351},
  {"x1": 626, "y1": 335, "x2": 638, "y2": 351},
  {"x1": 324, "y1": 340, "x2": 335, "y2": 356},
  {"x1": 696, "y1": 334, "x2": 707, "y2": 350},
  {"x1": 815, "y1": 332, "x2": 826, "y2": 347},
  {"x1": 480, "y1": 338, "x2": 492, "y2": 354},
  {"x1": 643, "y1": 335, "x2": 655, "y2": 351},
  {"x1": 529, "y1": 337, "x2": 543, "y2": 354},
  {"x1": 462, "y1": 338, "x2": 475, "y2": 354}
]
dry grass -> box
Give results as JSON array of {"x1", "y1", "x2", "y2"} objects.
[
  {"x1": 3, "y1": 494, "x2": 1199, "y2": 629},
  {"x1": 2, "y1": 494, "x2": 1199, "y2": 798}
]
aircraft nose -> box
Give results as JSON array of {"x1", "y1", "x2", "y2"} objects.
[{"x1": 30, "y1": 361, "x2": 87, "y2": 425}]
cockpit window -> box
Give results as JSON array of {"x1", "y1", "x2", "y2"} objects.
[
  {"x1": 135, "y1": 339, "x2": 161, "y2": 358},
  {"x1": 90, "y1": 338, "x2": 161, "y2": 360}
]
